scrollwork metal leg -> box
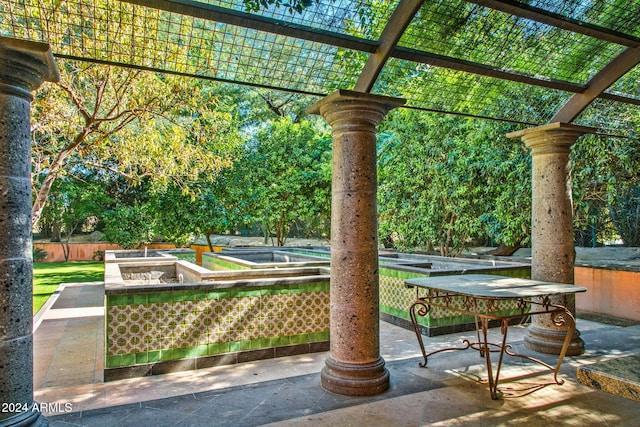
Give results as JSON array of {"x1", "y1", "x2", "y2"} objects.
[
  {"x1": 409, "y1": 300, "x2": 431, "y2": 367},
  {"x1": 550, "y1": 307, "x2": 576, "y2": 385}
]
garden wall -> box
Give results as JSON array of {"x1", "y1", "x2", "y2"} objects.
[{"x1": 575, "y1": 265, "x2": 640, "y2": 321}]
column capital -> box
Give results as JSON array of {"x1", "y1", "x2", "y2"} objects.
[
  {"x1": 506, "y1": 122, "x2": 595, "y2": 154},
  {"x1": 307, "y1": 89, "x2": 405, "y2": 128},
  {"x1": 0, "y1": 36, "x2": 59, "y2": 99}
]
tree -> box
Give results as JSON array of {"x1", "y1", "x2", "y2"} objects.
[
  {"x1": 31, "y1": 60, "x2": 239, "y2": 228},
  {"x1": 38, "y1": 174, "x2": 111, "y2": 260},
  {"x1": 102, "y1": 203, "x2": 156, "y2": 249},
  {"x1": 570, "y1": 132, "x2": 640, "y2": 246},
  {"x1": 378, "y1": 110, "x2": 530, "y2": 256},
  {"x1": 239, "y1": 116, "x2": 331, "y2": 245}
]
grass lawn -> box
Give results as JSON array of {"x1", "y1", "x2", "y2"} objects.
[{"x1": 33, "y1": 261, "x2": 104, "y2": 315}]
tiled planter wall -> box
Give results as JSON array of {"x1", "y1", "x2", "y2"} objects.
[
  {"x1": 379, "y1": 266, "x2": 532, "y2": 336},
  {"x1": 202, "y1": 250, "x2": 330, "y2": 271},
  {"x1": 202, "y1": 255, "x2": 252, "y2": 271},
  {"x1": 105, "y1": 279, "x2": 330, "y2": 380}
]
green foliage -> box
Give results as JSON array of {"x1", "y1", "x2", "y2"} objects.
[
  {"x1": 242, "y1": 0, "x2": 317, "y2": 13},
  {"x1": 239, "y1": 116, "x2": 332, "y2": 245},
  {"x1": 609, "y1": 185, "x2": 640, "y2": 247},
  {"x1": 38, "y1": 175, "x2": 112, "y2": 241},
  {"x1": 571, "y1": 134, "x2": 640, "y2": 246},
  {"x1": 33, "y1": 247, "x2": 48, "y2": 262},
  {"x1": 102, "y1": 204, "x2": 156, "y2": 249},
  {"x1": 378, "y1": 110, "x2": 530, "y2": 256},
  {"x1": 31, "y1": 60, "x2": 237, "y2": 228}
]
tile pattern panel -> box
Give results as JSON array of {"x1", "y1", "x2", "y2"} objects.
[
  {"x1": 106, "y1": 283, "x2": 329, "y2": 368},
  {"x1": 380, "y1": 268, "x2": 526, "y2": 328},
  {"x1": 201, "y1": 256, "x2": 249, "y2": 271}
]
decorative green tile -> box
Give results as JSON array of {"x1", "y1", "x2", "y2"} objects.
[
  {"x1": 107, "y1": 355, "x2": 122, "y2": 368},
  {"x1": 310, "y1": 332, "x2": 327, "y2": 342},
  {"x1": 380, "y1": 268, "x2": 428, "y2": 280},
  {"x1": 183, "y1": 346, "x2": 198, "y2": 358},
  {"x1": 229, "y1": 341, "x2": 241, "y2": 352},
  {"x1": 134, "y1": 294, "x2": 147, "y2": 305},
  {"x1": 260, "y1": 338, "x2": 271, "y2": 348},
  {"x1": 147, "y1": 293, "x2": 161, "y2": 303},
  {"x1": 160, "y1": 349, "x2": 174, "y2": 361},
  {"x1": 269, "y1": 337, "x2": 281, "y2": 347},
  {"x1": 207, "y1": 290, "x2": 227, "y2": 300},
  {"x1": 207, "y1": 343, "x2": 219, "y2": 355},
  {"x1": 121, "y1": 354, "x2": 135, "y2": 366},
  {"x1": 172, "y1": 290, "x2": 185, "y2": 302},
  {"x1": 290, "y1": 284, "x2": 307, "y2": 294},
  {"x1": 290, "y1": 334, "x2": 302, "y2": 344},
  {"x1": 229, "y1": 287, "x2": 259, "y2": 299},
  {"x1": 107, "y1": 295, "x2": 122, "y2": 307},
  {"x1": 195, "y1": 345, "x2": 208, "y2": 357},
  {"x1": 122, "y1": 294, "x2": 135, "y2": 305},
  {"x1": 218, "y1": 342, "x2": 230, "y2": 354},
  {"x1": 278, "y1": 336, "x2": 290, "y2": 346},
  {"x1": 310, "y1": 283, "x2": 329, "y2": 293},
  {"x1": 159, "y1": 292, "x2": 173, "y2": 303},
  {"x1": 272, "y1": 285, "x2": 290, "y2": 295},
  {"x1": 148, "y1": 351, "x2": 161, "y2": 363},
  {"x1": 135, "y1": 352, "x2": 149, "y2": 364}
]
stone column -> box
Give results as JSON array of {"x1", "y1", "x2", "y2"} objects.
[
  {"x1": 507, "y1": 122, "x2": 591, "y2": 356},
  {"x1": 307, "y1": 90, "x2": 404, "y2": 396},
  {"x1": 0, "y1": 37, "x2": 58, "y2": 426}
]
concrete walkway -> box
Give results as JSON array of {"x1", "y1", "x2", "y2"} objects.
[{"x1": 33, "y1": 282, "x2": 640, "y2": 426}]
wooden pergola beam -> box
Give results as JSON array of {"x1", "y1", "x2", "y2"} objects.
[
  {"x1": 354, "y1": 0, "x2": 425, "y2": 93},
  {"x1": 552, "y1": 48, "x2": 640, "y2": 123}
]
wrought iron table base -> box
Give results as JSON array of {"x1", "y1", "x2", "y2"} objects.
[{"x1": 409, "y1": 297, "x2": 576, "y2": 400}]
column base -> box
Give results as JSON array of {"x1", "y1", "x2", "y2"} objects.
[
  {"x1": 524, "y1": 324, "x2": 585, "y2": 356},
  {"x1": 320, "y1": 356, "x2": 390, "y2": 396},
  {"x1": 0, "y1": 409, "x2": 48, "y2": 427}
]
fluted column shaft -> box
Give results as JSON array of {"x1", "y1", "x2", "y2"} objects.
[
  {"x1": 0, "y1": 37, "x2": 58, "y2": 427},
  {"x1": 308, "y1": 90, "x2": 404, "y2": 396},
  {"x1": 508, "y1": 123, "x2": 590, "y2": 356}
]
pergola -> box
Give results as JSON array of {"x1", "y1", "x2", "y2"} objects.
[{"x1": 0, "y1": 1, "x2": 639, "y2": 424}]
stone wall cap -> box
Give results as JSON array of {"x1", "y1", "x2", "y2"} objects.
[
  {"x1": 0, "y1": 36, "x2": 59, "y2": 82},
  {"x1": 307, "y1": 89, "x2": 405, "y2": 114},
  {"x1": 506, "y1": 122, "x2": 597, "y2": 139}
]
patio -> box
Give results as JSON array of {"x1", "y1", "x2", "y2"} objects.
[{"x1": 34, "y1": 281, "x2": 640, "y2": 426}]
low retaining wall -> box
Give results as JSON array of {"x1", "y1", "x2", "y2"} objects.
[
  {"x1": 575, "y1": 265, "x2": 640, "y2": 321},
  {"x1": 379, "y1": 264, "x2": 531, "y2": 336}
]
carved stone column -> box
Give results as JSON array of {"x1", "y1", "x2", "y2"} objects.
[
  {"x1": 508, "y1": 122, "x2": 591, "y2": 356},
  {"x1": 0, "y1": 37, "x2": 58, "y2": 426},
  {"x1": 307, "y1": 90, "x2": 404, "y2": 395}
]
